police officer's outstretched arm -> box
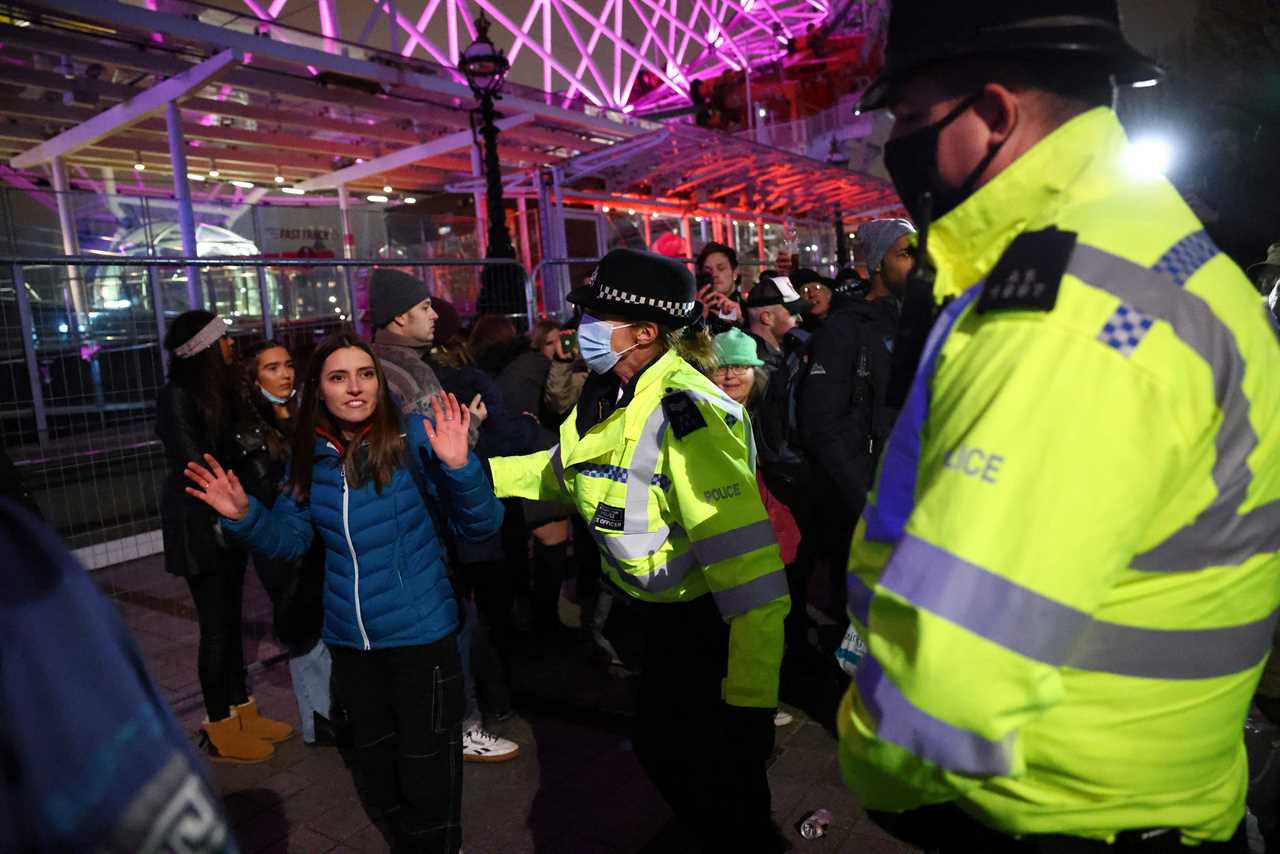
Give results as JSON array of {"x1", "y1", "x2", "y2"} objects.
[
  {"x1": 665, "y1": 394, "x2": 791, "y2": 711},
  {"x1": 489, "y1": 429, "x2": 574, "y2": 502},
  {"x1": 839, "y1": 308, "x2": 1187, "y2": 810}
]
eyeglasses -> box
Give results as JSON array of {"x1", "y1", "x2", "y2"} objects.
[{"x1": 713, "y1": 364, "x2": 752, "y2": 377}]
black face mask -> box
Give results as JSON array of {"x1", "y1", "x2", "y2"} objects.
[{"x1": 884, "y1": 93, "x2": 1005, "y2": 228}]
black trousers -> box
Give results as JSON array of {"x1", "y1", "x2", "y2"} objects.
[
  {"x1": 185, "y1": 557, "x2": 249, "y2": 721},
  {"x1": 454, "y1": 559, "x2": 514, "y2": 716},
  {"x1": 330, "y1": 637, "x2": 465, "y2": 854},
  {"x1": 870, "y1": 804, "x2": 1248, "y2": 854},
  {"x1": 631, "y1": 596, "x2": 779, "y2": 854}
]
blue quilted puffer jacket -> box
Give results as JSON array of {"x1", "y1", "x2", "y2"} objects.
[{"x1": 224, "y1": 415, "x2": 503, "y2": 650}]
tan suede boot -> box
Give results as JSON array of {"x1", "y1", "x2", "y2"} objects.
[
  {"x1": 233, "y1": 697, "x2": 295, "y2": 744},
  {"x1": 200, "y1": 711, "x2": 274, "y2": 763}
]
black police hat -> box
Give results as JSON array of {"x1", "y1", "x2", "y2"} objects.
[
  {"x1": 858, "y1": 0, "x2": 1163, "y2": 111},
  {"x1": 567, "y1": 248, "x2": 701, "y2": 328}
]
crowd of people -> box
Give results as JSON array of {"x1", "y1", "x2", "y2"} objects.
[{"x1": 11, "y1": 1, "x2": 1280, "y2": 853}]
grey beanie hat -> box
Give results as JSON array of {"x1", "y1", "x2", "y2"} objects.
[
  {"x1": 858, "y1": 218, "x2": 917, "y2": 278},
  {"x1": 369, "y1": 268, "x2": 431, "y2": 329}
]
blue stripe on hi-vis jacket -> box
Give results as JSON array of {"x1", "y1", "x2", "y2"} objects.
[{"x1": 662, "y1": 391, "x2": 706, "y2": 439}]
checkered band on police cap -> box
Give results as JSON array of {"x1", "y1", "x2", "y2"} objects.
[{"x1": 593, "y1": 283, "x2": 697, "y2": 316}]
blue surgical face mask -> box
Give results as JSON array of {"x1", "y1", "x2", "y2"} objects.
[
  {"x1": 258, "y1": 384, "x2": 296, "y2": 406},
  {"x1": 578, "y1": 313, "x2": 636, "y2": 374}
]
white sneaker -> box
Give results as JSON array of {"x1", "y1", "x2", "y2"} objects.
[
  {"x1": 774, "y1": 710, "x2": 794, "y2": 727},
  {"x1": 462, "y1": 727, "x2": 520, "y2": 763}
]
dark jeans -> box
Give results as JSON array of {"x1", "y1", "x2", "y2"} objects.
[
  {"x1": 869, "y1": 804, "x2": 1248, "y2": 854},
  {"x1": 631, "y1": 596, "x2": 780, "y2": 854},
  {"x1": 185, "y1": 558, "x2": 249, "y2": 721},
  {"x1": 454, "y1": 560, "x2": 514, "y2": 716},
  {"x1": 330, "y1": 637, "x2": 464, "y2": 854}
]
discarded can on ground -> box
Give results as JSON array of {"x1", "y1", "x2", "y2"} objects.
[{"x1": 798, "y1": 808, "x2": 833, "y2": 840}]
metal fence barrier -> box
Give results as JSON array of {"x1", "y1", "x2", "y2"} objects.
[{"x1": 1, "y1": 255, "x2": 534, "y2": 570}]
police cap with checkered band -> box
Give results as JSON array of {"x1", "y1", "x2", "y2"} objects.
[{"x1": 567, "y1": 248, "x2": 702, "y2": 328}]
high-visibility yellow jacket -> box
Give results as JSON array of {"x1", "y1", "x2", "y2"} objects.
[
  {"x1": 837, "y1": 107, "x2": 1280, "y2": 843},
  {"x1": 491, "y1": 348, "x2": 790, "y2": 708}
]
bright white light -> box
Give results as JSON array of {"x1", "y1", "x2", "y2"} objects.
[
  {"x1": 103, "y1": 299, "x2": 132, "y2": 309},
  {"x1": 403, "y1": 196, "x2": 417, "y2": 204},
  {"x1": 133, "y1": 161, "x2": 146, "y2": 171},
  {"x1": 281, "y1": 186, "x2": 306, "y2": 195},
  {"x1": 1126, "y1": 136, "x2": 1173, "y2": 178},
  {"x1": 438, "y1": 226, "x2": 452, "y2": 235},
  {"x1": 1133, "y1": 79, "x2": 1159, "y2": 89},
  {"x1": 757, "y1": 107, "x2": 767, "y2": 118},
  {"x1": 187, "y1": 173, "x2": 206, "y2": 182},
  {"x1": 621, "y1": 104, "x2": 634, "y2": 114},
  {"x1": 230, "y1": 180, "x2": 254, "y2": 189},
  {"x1": 742, "y1": 0, "x2": 755, "y2": 10},
  {"x1": 274, "y1": 174, "x2": 285, "y2": 184},
  {"x1": 329, "y1": 295, "x2": 337, "y2": 303},
  {"x1": 382, "y1": 185, "x2": 393, "y2": 193},
  {"x1": 627, "y1": 209, "x2": 636, "y2": 215},
  {"x1": 367, "y1": 194, "x2": 389, "y2": 203},
  {"x1": 57, "y1": 322, "x2": 69, "y2": 333}
]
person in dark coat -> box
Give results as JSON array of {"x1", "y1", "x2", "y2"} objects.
[
  {"x1": 155, "y1": 310, "x2": 293, "y2": 763},
  {"x1": 696, "y1": 241, "x2": 749, "y2": 333},
  {"x1": 0, "y1": 498, "x2": 235, "y2": 853},
  {"x1": 226, "y1": 338, "x2": 333, "y2": 746},
  {"x1": 796, "y1": 220, "x2": 914, "y2": 620}
]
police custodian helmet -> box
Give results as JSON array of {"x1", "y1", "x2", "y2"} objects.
[{"x1": 858, "y1": 0, "x2": 1163, "y2": 111}]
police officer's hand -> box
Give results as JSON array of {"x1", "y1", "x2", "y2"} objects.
[
  {"x1": 184, "y1": 453, "x2": 250, "y2": 521},
  {"x1": 721, "y1": 704, "x2": 776, "y2": 761},
  {"x1": 424, "y1": 392, "x2": 471, "y2": 470}
]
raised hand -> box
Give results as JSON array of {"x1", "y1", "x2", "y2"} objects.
[
  {"x1": 184, "y1": 453, "x2": 250, "y2": 521},
  {"x1": 468, "y1": 393, "x2": 489, "y2": 425},
  {"x1": 424, "y1": 391, "x2": 471, "y2": 470}
]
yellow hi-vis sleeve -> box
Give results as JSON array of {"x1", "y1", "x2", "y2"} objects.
[
  {"x1": 839, "y1": 305, "x2": 1188, "y2": 811},
  {"x1": 665, "y1": 399, "x2": 790, "y2": 708},
  {"x1": 490, "y1": 447, "x2": 570, "y2": 502}
]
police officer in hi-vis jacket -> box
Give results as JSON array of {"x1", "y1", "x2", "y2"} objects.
[
  {"x1": 837, "y1": 2, "x2": 1280, "y2": 852},
  {"x1": 490, "y1": 249, "x2": 790, "y2": 852}
]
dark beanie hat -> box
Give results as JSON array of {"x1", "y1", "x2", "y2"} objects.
[{"x1": 369, "y1": 268, "x2": 431, "y2": 329}]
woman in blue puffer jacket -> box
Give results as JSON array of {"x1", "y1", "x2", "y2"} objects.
[{"x1": 183, "y1": 332, "x2": 503, "y2": 854}]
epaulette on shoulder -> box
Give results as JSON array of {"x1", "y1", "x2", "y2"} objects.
[{"x1": 975, "y1": 227, "x2": 1078, "y2": 315}]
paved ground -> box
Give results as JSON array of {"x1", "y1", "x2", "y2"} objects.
[{"x1": 97, "y1": 553, "x2": 919, "y2": 854}]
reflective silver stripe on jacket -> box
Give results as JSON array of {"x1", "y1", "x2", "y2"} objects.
[
  {"x1": 711, "y1": 568, "x2": 789, "y2": 617},
  {"x1": 1068, "y1": 241, "x2": 1279, "y2": 573},
  {"x1": 690, "y1": 519, "x2": 777, "y2": 566},
  {"x1": 877, "y1": 533, "x2": 1277, "y2": 680}
]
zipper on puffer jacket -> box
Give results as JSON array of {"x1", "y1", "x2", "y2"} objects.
[{"x1": 340, "y1": 465, "x2": 371, "y2": 650}]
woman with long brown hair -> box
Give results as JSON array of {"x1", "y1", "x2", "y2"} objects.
[
  {"x1": 226, "y1": 339, "x2": 334, "y2": 746},
  {"x1": 183, "y1": 331, "x2": 502, "y2": 854},
  {"x1": 156, "y1": 310, "x2": 294, "y2": 764}
]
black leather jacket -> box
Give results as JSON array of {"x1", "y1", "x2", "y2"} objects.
[{"x1": 154, "y1": 384, "x2": 244, "y2": 577}]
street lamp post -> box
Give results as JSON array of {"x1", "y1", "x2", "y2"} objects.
[{"x1": 461, "y1": 14, "x2": 516, "y2": 262}]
